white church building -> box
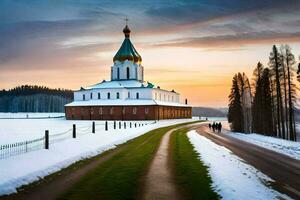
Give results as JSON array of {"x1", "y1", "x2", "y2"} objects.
[{"x1": 65, "y1": 24, "x2": 191, "y2": 120}]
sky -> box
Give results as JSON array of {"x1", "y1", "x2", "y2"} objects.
[{"x1": 0, "y1": 0, "x2": 300, "y2": 107}]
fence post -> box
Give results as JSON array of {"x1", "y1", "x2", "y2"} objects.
[
  {"x1": 92, "y1": 121, "x2": 95, "y2": 133},
  {"x1": 45, "y1": 130, "x2": 49, "y2": 149},
  {"x1": 114, "y1": 121, "x2": 116, "y2": 129},
  {"x1": 105, "y1": 121, "x2": 108, "y2": 131},
  {"x1": 124, "y1": 122, "x2": 126, "y2": 129},
  {"x1": 73, "y1": 124, "x2": 76, "y2": 138},
  {"x1": 119, "y1": 121, "x2": 121, "y2": 129}
]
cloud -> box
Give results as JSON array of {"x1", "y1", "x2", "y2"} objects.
[{"x1": 153, "y1": 31, "x2": 300, "y2": 49}]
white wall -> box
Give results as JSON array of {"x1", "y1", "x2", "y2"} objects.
[
  {"x1": 111, "y1": 60, "x2": 143, "y2": 81},
  {"x1": 74, "y1": 85, "x2": 180, "y2": 103},
  {"x1": 151, "y1": 89, "x2": 179, "y2": 103}
]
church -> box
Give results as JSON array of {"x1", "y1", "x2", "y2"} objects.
[{"x1": 65, "y1": 24, "x2": 192, "y2": 120}]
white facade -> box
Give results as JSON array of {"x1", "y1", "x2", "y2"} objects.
[
  {"x1": 73, "y1": 80, "x2": 180, "y2": 105},
  {"x1": 111, "y1": 60, "x2": 144, "y2": 81}
]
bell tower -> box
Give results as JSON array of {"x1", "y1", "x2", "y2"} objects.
[{"x1": 111, "y1": 20, "x2": 144, "y2": 82}]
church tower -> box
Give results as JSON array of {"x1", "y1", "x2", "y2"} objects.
[{"x1": 111, "y1": 24, "x2": 144, "y2": 82}]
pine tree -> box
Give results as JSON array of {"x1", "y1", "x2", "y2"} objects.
[
  {"x1": 280, "y1": 46, "x2": 289, "y2": 138},
  {"x1": 269, "y1": 45, "x2": 285, "y2": 138},
  {"x1": 228, "y1": 74, "x2": 244, "y2": 132},
  {"x1": 261, "y1": 68, "x2": 274, "y2": 136},
  {"x1": 283, "y1": 45, "x2": 297, "y2": 141},
  {"x1": 252, "y1": 62, "x2": 264, "y2": 134}
]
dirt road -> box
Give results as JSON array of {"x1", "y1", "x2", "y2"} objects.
[
  {"x1": 197, "y1": 125, "x2": 300, "y2": 199},
  {"x1": 142, "y1": 128, "x2": 181, "y2": 200}
]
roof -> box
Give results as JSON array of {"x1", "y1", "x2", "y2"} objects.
[
  {"x1": 113, "y1": 25, "x2": 142, "y2": 63},
  {"x1": 79, "y1": 80, "x2": 179, "y2": 94},
  {"x1": 85, "y1": 80, "x2": 146, "y2": 90},
  {"x1": 65, "y1": 99, "x2": 190, "y2": 107}
]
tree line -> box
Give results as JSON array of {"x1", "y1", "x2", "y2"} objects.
[
  {"x1": 0, "y1": 85, "x2": 73, "y2": 112},
  {"x1": 228, "y1": 44, "x2": 299, "y2": 141}
]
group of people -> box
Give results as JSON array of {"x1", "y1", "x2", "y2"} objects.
[{"x1": 208, "y1": 122, "x2": 222, "y2": 133}]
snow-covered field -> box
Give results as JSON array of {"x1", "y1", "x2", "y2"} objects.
[
  {"x1": 0, "y1": 114, "x2": 196, "y2": 195},
  {"x1": 0, "y1": 112, "x2": 65, "y2": 119},
  {"x1": 226, "y1": 131, "x2": 300, "y2": 160},
  {"x1": 188, "y1": 130, "x2": 291, "y2": 200}
]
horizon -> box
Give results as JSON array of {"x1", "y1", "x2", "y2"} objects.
[{"x1": 1, "y1": 0, "x2": 300, "y2": 107}]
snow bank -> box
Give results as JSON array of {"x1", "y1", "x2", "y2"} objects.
[
  {"x1": 187, "y1": 130, "x2": 291, "y2": 200},
  {"x1": 226, "y1": 131, "x2": 300, "y2": 160},
  {"x1": 0, "y1": 118, "x2": 195, "y2": 195}
]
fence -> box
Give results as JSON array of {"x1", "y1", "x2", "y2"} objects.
[{"x1": 0, "y1": 120, "x2": 156, "y2": 160}]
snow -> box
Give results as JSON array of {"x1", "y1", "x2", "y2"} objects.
[
  {"x1": 0, "y1": 116, "x2": 196, "y2": 195},
  {"x1": 187, "y1": 130, "x2": 291, "y2": 200},
  {"x1": 0, "y1": 112, "x2": 64, "y2": 119},
  {"x1": 65, "y1": 99, "x2": 190, "y2": 107},
  {"x1": 226, "y1": 131, "x2": 300, "y2": 160},
  {"x1": 86, "y1": 80, "x2": 145, "y2": 89}
]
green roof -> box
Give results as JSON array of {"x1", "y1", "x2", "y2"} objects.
[
  {"x1": 113, "y1": 25, "x2": 142, "y2": 63},
  {"x1": 113, "y1": 38, "x2": 142, "y2": 63}
]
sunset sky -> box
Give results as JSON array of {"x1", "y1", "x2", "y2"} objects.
[{"x1": 1, "y1": 0, "x2": 300, "y2": 107}]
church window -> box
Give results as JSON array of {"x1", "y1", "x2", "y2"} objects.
[
  {"x1": 136, "y1": 93, "x2": 139, "y2": 99},
  {"x1": 110, "y1": 107, "x2": 114, "y2": 115},
  {"x1": 127, "y1": 67, "x2": 130, "y2": 79},
  {"x1": 99, "y1": 107, "x2": 103, "y2": 115},
  {"x1": 91, "y1": 108, "x2": 94, "y2": 115},
  {"x1": 117, "y1": 92, "x2": 120, "y2": 99},
  {"x1": 90, "y1": 93, "x2": 93, "y2": 99},
  {"x1": 107, "y1": 92, "x2": 111, "y2": 99},
  {"x1": 155, "y1": 93, "x2": 157, "y2": 100},
  {"x1": 117, "y1": 68, "x2": 120, "y2": 79},
  {"x1": 98, "y1": 93, "x2": 101, "y2": 99},
  {"x1": 133, "y1": 107, "x2": 137, "y2": 114},
  {"x1": 145, "y1": 107, "x2": 149, "y2": 114},
  {"x1": 122, "y1": 107, "x2": 126, "y2": 114},
  {"x1": 128, "y1": 92, "x2": 130, "y2": 98},
  {"x1": 83, "y1": 94, "x2": 85, "y2": 101}
]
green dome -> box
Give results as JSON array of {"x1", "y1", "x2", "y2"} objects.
[{"x1": 113, "y1": 25, "x2": 142, "y2": 63}]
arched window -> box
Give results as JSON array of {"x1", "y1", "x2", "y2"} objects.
[
  {"x1": 128, "y1": 92, "x2": 130, "y2": 98},
  {"x1": 117, "y1": 68, "x2": 120, "y2": 79},
  {"x1": 98, "y1": 93, "x2": 101, "y2": 99},
  {"x1": 136, "y1": 93, "x2": 139, "y2": 99},
  {"x1": 107, "y1": 92, "x2": 111, "y2": 99},
  {"x1": 126, "y1": 67, "x2": 130, "y2": 79},
  {"x1": 133, "y1": 107, "x2": 137, "y2": 114},
  {"x1": 83, "y1": 94, "x2": 85, "y2": 101},
  {"x1": 117, "y1": 92, "x2": 120, "y2": 99},
  {"x1": 90, "y1": 93, "x2": 93, "y2": 99},
  {"x1": 110, "y1": 107, "x2": 114, "y2": 115}
]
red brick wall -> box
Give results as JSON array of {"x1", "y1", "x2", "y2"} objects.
[{"x1": 65, "y1": 105, "x2": 192, "y2": 120}]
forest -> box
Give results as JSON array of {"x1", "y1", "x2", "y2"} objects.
[
  {"x1": 0, "y1": 85, "x2": 73, "y2": 112},
  {"x1": 228, "y1": 44, "x2": 300, "y2": 141}
]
